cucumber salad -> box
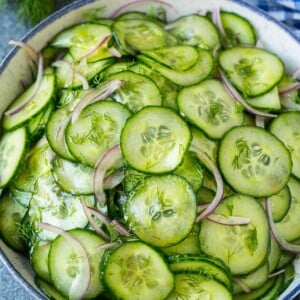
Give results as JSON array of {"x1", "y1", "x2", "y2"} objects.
[{"x1": 1, "y1": 1, "x2": 300, "y2": 299}]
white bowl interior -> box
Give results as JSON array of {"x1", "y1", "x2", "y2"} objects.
[{"x1": 0, "y1": 0, "x2": 299, "y2": 298}]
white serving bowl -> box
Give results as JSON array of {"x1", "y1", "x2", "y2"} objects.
[{"x1": 0, "y1": 0, "x2": 299, "y2": 299}]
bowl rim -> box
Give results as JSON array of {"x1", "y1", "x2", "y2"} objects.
[{"x1": 0, "y1": 0, "x2": 299, "y2": 299}]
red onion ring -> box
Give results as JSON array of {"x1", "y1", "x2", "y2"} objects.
[
  {"x1": 81, "y1": 203, "x2": 110, "y2": 241},
  {"x1": 207, "y1": 213, "x2": 251, "y2": 225},
  {"x1": 219, "y1": 69, "x2": 278, "y2": 118},
  {"x1": 77, "y1": 34, "x2": 111, "y2": 61},
  {"x1": 85, "y1": 206, "x2": 130, "y2": 237},
  {"x1": 265, "y1": 198, "x2": 300, "y2": 253},
  {"x1": 279, "y1": 82, "x2": 300, "y2": 95},
  {"x1": 190, "y1": 144, "x2": 224, "y2": 222},
  {"x1": 71, "y1": 79, "x2": 122, "y2": 123},
  {"x1": 93, "y1": 145, "x2": 124, "y2": 207}
]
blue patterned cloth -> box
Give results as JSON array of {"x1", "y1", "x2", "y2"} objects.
[{"x1": 248, "y1": 0, "x2": 300, "y2": 38}]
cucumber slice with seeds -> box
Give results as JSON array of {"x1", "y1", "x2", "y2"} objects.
[
  {"x1": 178, "y1": 79, "x2": 244, "y2": 139},
  {"x1": 49, "y1": 229, "x2": 106, "y2": 299},
  {"x1": 66, "y1": 101, "x2": 131, "y2": 167},
  {"x1": 124, "y1": 174, "x2": 196, "y2": 247},
  {"x1": 108, "y1": 70, "x2": 162, "y2": 112},
  {"x1": 103, "y1": 241, "x2": 174, "y2": 300},
  {"x1": 199, "y1": 194, "x2": 270, "y2": 275},
  {"x1": 219, "y1": 46, "x2": 284, "y2": 97},
  {"x1": 218, "y1": 125, "x2": 292, "y2": 197},
  {"x1": 51, "y1": 157, "x2": 94, "y2": 195},
  {"x1": 120, "y1": 106, "x2": 191, "y2": 174}
]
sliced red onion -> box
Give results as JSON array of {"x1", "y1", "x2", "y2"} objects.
[
  {"x1": 39, "y1": 222, "x2": 90, "y2": 300},
  {"x1": 233, "y1": 277, "x2": 251, "y2": 293},
  {"x1": 75, "y1": 73, "x2": 90, "y2": 90},
  {"x1": 265, "y1": 198, "x2": 300, "y2": 253},
  {"x1": 197, "y1": 203, "x2": 209, "y2": 213},
  {"x1": 95, "y1": 241, "x2": 119, "y2": 251},
  {"x1": 85, "y1": 206, "x2": 130, "y2": 237},
  {"x1": 292, "y1": 67, "x2": 300, "y2": 80},
  {"x1": 93, "y1": 144, "x2": 124, "y2": 207},
  {"x1": 255, "y1": 115, "x2": 266, "y2": 128},
  {"x1": 190, "y1": 144, "x2": 224, "y2": 222},
  {"x1": 279, "y1": 82, "x2": 300, "y2": 95},
  {"x1": 5, "y1": 54, "x2": 44, "y2": 116},
  {"x1": 219, "y1": 69, "x2": 278, "y2": 118},
  {"x1": 9, "y1": 40, "x2": 39, "y2": 68},
  {"x1": 268, "y1": 269, "x2": 285, "y2": 278},
  {"x1": 108, "y1": 46, "x2": 122, "y2": 58},
  {"x1": 103, "y1": 168, "x2": 125, "y2": 190},
  {"x1": 71, "y1": 79, "x2": 122, "y2": 123},
  {"x1": 77, "y1": 34, "x2": 111, "y2": 61},
  {"x1": 211, "y1": 6, "x2": 226, "y2": 41},
  {"x1": 280, "y1": 95, "x2": 300, "y2": 111},
  {"x1": 52, "y1": 59, "x2": 75, "y2": 87},
  {"x1": 82, "y1": 203, "x2": 110, "y2": 241},
  {"x1": 207, "y1": 213, "x2": 251, "y2": 225},
  {"x1": 110, "y1": 0, "x2": 177, "y2": 18}
]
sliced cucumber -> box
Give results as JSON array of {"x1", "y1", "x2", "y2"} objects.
[
  {"x1": 269, "y1": 185, "x2": 291, "y2": 223},
  {"x1": 107, "y1": 70, "x2": 162, "y2": 112},
  {"x1": 0, "y1": 127, "x2": 28, "y2": 188},
  {"x1": 246, "y1": 86, "x2": 281, "y2": 111},
  {"x1": 233, "y1": 261, "x2": 269, "y2": 294},
  {"x1": 190, "y1": 126, "x2": 219, "y2": 163},
  {"x1": 139, "y1": 48, "x2": 213, "y2": 86},
  {"x1": 220, "y1": 11, "x2": 257, "y2": 47},
  {"x1": 103, "y1": 241, "x2": 174, "y2": 300},
  {"x1": 51, "y1": 157, "x2": 94, "y2": 195},
  {"x1": 275, "y1": 176, "x2": 300, "y2": 242},
  {"x1": 51, "y1": 23, "x2": 113, "y2": 62},
  {"x1": 129, "y1": 62, "x2": 179, "y2": 111},
  {"x1": 55, "y1": 54, "x2": 114, "y2": 89},
  {"x1": 0, "y1": 192, "x2": 27, "y2": 252},
  {"x1": 3, "y1": 73, "x2": 55, "y2": 130},
  {"x1": 218, "y1": 125, "x2": 292, "y2": 197},
  {"x1": 141, "y1": 46, "x2": 199, "y2": 71},
  {"x1": 174, "y1": 151, "x2": 204, "y2": 192},
  {"x1": 66, "y1": 101, "x2": 131, "y2": 167},
  {"x1": 160, "y1": 223, "x2": 201, "y2": 256},
  {"x1": 28, "y1": 176, "x2": 94, "y2": 241},
  {"x1": 31, "y1": 242, "x2": 51, "y2": 283},
  {"x1": 35, "y1": 277, "x2": 67, "y2": 300},
  {"x1": 199, "y1": 194, "x2": 270, "y2": 275},
  {"x1": 13, "y1": 136, "x2": 55, "y2": 192},
  {"x1": 178, "y1": 79, "x2": 244, "y2": 139},
  {"x1": 124, "y1": 174, "x2": 196, "y2": 247},
  {"x1": 219, "y1": 46, "x2": 284, "y2": 97},
  {"x1": 120, "y1": 106, "x2": 191, "y2": 174},
  {"x1": 49, "y1": 229, "x2": 106, "y2": 299},
  {"x1": 166, "y1": 14, "x2": 220, "y2": 50},
  {"x1": 168, "y1": 254, "x2": 232, "y2": 291},
  {"x1": 113, "y1": 19, "x2": 176, "y2": 54},
  {"x1": 269, "y1": 111, "x2": 300, "y2": 179},
  {"x1": 166, "y1": 272, "x2": 232, "y2": 300}
]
